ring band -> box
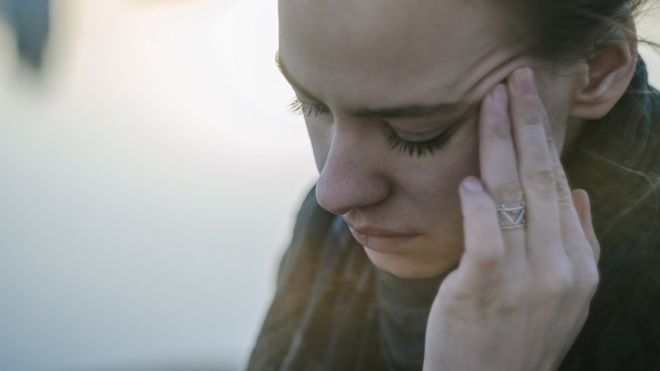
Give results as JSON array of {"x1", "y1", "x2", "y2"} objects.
[{"x1": 497, "y1": 201, "x2": 526, "y2": 230}]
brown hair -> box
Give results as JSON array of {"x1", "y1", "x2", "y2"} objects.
[
  {"x1": 519, "y1": 0, "x2": 660, "y2": 239},
  {"x1": 524, "y1": 0, "x2": 658, "y2": 63}
]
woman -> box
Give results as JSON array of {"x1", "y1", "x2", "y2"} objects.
[{"x1": 247, "y1": 0, "x2": 660, "y2": 369}]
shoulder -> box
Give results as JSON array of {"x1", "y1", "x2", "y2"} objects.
[
  {"x1": 245, "y1": 185, "x2": 372, "y2": 371},
  {"x1": 245, "y1": 185, "x2": 336, "y2": 371}
]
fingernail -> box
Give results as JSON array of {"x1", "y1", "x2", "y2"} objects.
[
  {"x1": 490, "y1": 84, "x2": 508, "y2": 112},
  {"x1": 513, "y1": 67, "x2": 535, "y2": 96},
  {"x1": 462, "y1": 176, "x2": 483, "y2": 192}
]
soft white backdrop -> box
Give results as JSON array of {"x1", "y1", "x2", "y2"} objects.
[{"x1": 0, "y1": 1, "x2": 658, "y2": 371}]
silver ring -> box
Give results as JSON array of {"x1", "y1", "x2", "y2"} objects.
[{"x1": 496, "y1": 201, "x2": 526, "y2": 230}]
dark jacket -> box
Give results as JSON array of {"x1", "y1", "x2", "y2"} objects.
[{"x1": 246, "y1": 57, "x2": 660, "y2": 371}]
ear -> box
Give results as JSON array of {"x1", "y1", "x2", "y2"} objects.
[{"x1": 569, "y1": 19, "x2": 639, "y2": 120}]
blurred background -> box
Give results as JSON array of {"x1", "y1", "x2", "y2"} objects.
[{"x1": 0, "y1": 1, "x2": 658, "y2": 371}]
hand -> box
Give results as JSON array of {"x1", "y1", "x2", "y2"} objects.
[{"x1": 422, "y1": 67, "x2": 601, "y2": 371}]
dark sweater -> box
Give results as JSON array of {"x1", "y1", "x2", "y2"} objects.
[{"x1": 246, "y1": 57, "x2": 660, "y2": 371}]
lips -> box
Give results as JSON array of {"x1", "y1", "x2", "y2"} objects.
[
  {"x1": 347, "y1": 224, "x2": 418, "y2": 253},
  {"x1": 348, "y1": 225, "x2": 416, "y2": 238}
]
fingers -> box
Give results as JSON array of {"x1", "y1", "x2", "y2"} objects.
[
  {"x1": 572, "y1": 189, "x2": 601, "y2": 262},
  {"x1": 453, "y1": 176, "x2": 505, "y2": 299},
  {"x1": 458, "y1": 67, "x2": 600, "y2": 299},
  {"x1": 507, "y1": 68, "x2": 598, "y2": 283},
  {"x1": 570, "y1": 188, "x2": 601, "y2": 295},
  {"x1": 537, "y1": 99, "x2": 591, "y2": 241},
  {"x1": 507, "y1": 68, "x2": 563, "y2": 263},
  {"x1": 479, "y1": 83, "x2": 527, "y2": 257},
  {"x1": 540, "y1": 104, "x2": 598, "y2": 270}
]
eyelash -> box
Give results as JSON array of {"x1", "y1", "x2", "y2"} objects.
[
  {"x1": 288, "y1": 98, "x2": 329, "y2": 117},
  {"x1": 288, "y1": 97, "x2": 454, "y2": 158},
  {"x1": 386, "y1": 129, "x2": 453, "y2": 158}
]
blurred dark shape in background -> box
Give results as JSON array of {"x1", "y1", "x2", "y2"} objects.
[
  {"x1": 79, "y1": 364, "x2": 236, "y2": 371},
  {"x1": 0, "y1": 0, "x2": 50, "y2": 70}
]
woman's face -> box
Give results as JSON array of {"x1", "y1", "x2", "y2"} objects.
[{"x1": 278, "y1": 0, "x2": 586, "y2": 278}]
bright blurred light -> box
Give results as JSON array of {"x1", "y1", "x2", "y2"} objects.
[{"x1": 0, "y1": 1, "x2": 316, "y2": 370}]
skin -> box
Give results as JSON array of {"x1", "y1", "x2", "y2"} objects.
[
  {"x1": 422, "y1": 69, "x2": 600, "y2": 370},
  {"x1": 278, "y1": 0, "x2": 588, "y2": 279},
  {"x1": 278, "y1": 0, "x2": 637, "y2": 368}
]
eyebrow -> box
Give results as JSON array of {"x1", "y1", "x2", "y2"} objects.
[{"x1": 275, "y1": 50, "x2": 472, "y2": 120}]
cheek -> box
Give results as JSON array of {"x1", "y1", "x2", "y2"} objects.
[
  {"x1": 537, "y1": 95, "x2": 572, "y2": 154},
  {"x1": 536, "y1": 77, "x2": 574, "y2": 147},
  {"x1": 305, "y1": 119, "x2": 331, "y2": 173}
]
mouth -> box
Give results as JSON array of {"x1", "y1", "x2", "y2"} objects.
[{"x1": 347, "y1": 225, "x2": 418, "y2": 253}]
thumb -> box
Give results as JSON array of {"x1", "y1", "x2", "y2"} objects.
[{"x1": 572, "y1": 189, "x2": 600, "y2": 262}]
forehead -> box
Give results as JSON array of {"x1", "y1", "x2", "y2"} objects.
[{"x1": 278, "y1": 0, "x2": 523, "y2": 110}]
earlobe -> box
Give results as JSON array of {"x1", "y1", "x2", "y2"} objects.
[{"x1": 569, "y1": 23, "x2": 639, "y2": 120}]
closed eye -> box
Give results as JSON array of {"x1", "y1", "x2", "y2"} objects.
[
  {"x1": 386, "y1": 124, "x2": 460, "y2": 158},
  {"x1": 288, "y1": 97, "x2": 469, "y2": 158},
  {"x1": 289, "y1": 98, "x2": 331, "y2": 117}
]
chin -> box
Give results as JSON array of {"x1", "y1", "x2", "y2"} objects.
[{"x1": 362, "y1": 245, "x2": 461, "y2": 279}]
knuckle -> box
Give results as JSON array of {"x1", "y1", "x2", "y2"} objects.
[
  {"x1": 518, "y1": 107, "x2": 544, "y2": 126},
  {"x1": 578, "y1": 262, "x2": 601, "y2": 293},
  {"x1": 492, "y1": 180, "x2": 524, "y2": 205},
  {"x1": 554, "y1": 171, "x2": 572, "y2": 204},
  {"x1": 491, "y1": 118, "x2": 512, "y2": 140},
  {"x1": 524, "y1": 169, "x2": 556, "y2": 199},
  {"x1": 547, "y1": 134, "x2": 559, "y2": 155},
  {"x1": 539, "y1": 268, "x2": 573, "y2": 295},
  {"x1": 553, "y1": 167, "x2": 569, "y2": 187},
  {"x1": 557, "y1": 187, "x2": 572, "y2": 206}
]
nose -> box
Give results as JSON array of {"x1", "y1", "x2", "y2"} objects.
[{"x1": 315, "y1": 125, "x2": 391, "y2": 215}]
